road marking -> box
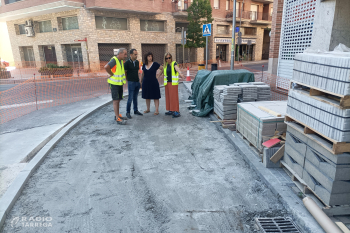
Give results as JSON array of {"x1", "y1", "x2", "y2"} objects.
[{"x1": 0, "y1": 100, "x2": 54, "y2": 109}]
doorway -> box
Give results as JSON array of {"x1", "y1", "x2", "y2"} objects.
[
  {"x1": 65, "y1": 44, "x2": 83, "y2": 71},
  {"x1": 250, "y1": 5, "x2": 258, "y2": 20},
  {"x1": 216, "y1": 44, "x2": 227, "y2": 62},
  {"x1": 236, "y1": 44, "x2": 254, "y2": 61},
  {"x1": 22, "y1": 46, "x2": 35, "y2": 67},
  {"x1": 43, "y1": 46, "x2": 57, "y2": 65}
]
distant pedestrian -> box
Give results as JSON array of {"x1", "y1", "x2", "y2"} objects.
[
  {"x1": 162, "y1": 52, "x2": 185, "y2": 118},
  {"x1": 216, "y1": 56, "x2": 221, "y2": 68},
  {"x1": 141, "y1": 52, "x2": 163, "y2": 115},
  {"x1": 104, "y1": 48, "x2": 128, "y2": 125},
  {"x1": 124, "y1": 49, "x2": 143, "y2": 119}
]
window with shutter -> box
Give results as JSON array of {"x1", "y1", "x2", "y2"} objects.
[{"x1": 214, "y1": 0, "x2": 219, "y2": 9}]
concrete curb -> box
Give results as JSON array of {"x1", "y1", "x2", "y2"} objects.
[
  {"x1": 0, "y1": 98, "x2": 113, "y2": 229},
  {"x1": 208, "y1": 114, "x2": 325, "y2": 233},
  {"x1": 20, "y1": 113, "x2": 84, "y2": 163}
]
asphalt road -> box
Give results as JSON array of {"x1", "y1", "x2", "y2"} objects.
[
  {"x1": 0, "y1": 84, "x2": 17, "y2": 92},
  {"x1": 1, "y1": 84, "x2": 289, "y2": 233}
]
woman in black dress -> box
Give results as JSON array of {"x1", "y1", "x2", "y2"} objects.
[{"x1": 141, "y1": 52, "x2": 163, "y2": 115}]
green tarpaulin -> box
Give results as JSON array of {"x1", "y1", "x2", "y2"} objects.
[{"x1": 190, "y1": 69, "x2": 255, "y2": 117}]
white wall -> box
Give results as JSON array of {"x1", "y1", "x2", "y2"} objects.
[{"x1": 0, "y1": 22, "x2": 14, "y2": 64}]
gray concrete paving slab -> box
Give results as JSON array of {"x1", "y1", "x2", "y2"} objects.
[
  {"x1": 1, "y1": 84, "x2": 292, "y2": 233},
  {"x1": 0, "y1": 124, "x2": 65, "y2": 166}
]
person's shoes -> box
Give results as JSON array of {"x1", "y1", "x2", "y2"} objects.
[
  {"x1": 172, "y1": 111, "x2": 181, "y2": 118},
  {"x1": 126, "y1": 113, "x2": 132, "y2": 119},
  {"x1": 115, "y1": 117, "x2": 127, "y2": 125},
  {"x1": 119, "y1": 114, "x2": 128, "y2": 120},
  {"x1": 165, "y1": 111, "x2": 173, "y2": 115},
  {"x1": 134, "y1": 110, "x2": 143, "y2": 116}
]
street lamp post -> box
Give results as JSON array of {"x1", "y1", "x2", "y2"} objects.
[{"x1": 230, "y1": 0, "x2": 237, "y2": 70}]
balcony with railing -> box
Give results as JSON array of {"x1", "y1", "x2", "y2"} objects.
[
  {"x1": 173, "y1": 0, "x2": 190, "y2": 16},
  {"x1": 226, "y1": 10, "x2": 272, "y2": 23}
]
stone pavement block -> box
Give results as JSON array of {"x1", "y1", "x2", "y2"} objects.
[
  {"x1": 283, "y1": 150, "x2": 304, "y2": 179},
  {"x1": 287, "y1": 122, "x2": 350, "y2": 165},
  {"x1": 304, "y1": 159, "x2": 350, "y2": 194},
  {"x1": 263, "y1": 146, "x2": 282, "y2": 168},
  {"x1": 285, "y1": 142, "x2": 306, "y2": 167},
  {"x1": 306, "y1": 147, "x2": 350, "y2": 181},
  {"x1": 286, "y1": 131, "x2": 307, "y2": 157},
  {"x1": 314, "y1": 184, "x2": 350, "y2": 206},
  {"x1": 303, "y1": 168, "x2": 350, "y2": 205}
]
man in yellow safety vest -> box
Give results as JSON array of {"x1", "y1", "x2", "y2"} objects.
[{"x1": 104, "y1": 48, "x2": 128, "y2": 125}]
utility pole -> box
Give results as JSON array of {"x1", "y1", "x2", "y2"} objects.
[
  {"x1": 239, "y1": 0, "x2": 244, "y2": 62},
  {"x1": 182, "y1": 27, "x2": 185, "y2": 65},
  {"x1": 230, "y1": 0, "x2": 237, "y2": 70}
]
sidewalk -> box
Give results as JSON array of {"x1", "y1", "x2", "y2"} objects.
[
  {"x1": 182, "y1": 81, "x2": 325, "y2": 233},
  {"x1": 0, "y1": 94, "x2": 113, "y2": 198}
]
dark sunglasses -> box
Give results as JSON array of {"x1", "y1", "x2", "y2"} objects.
[{"x1": 165, "y1": 57, "x2": 172, "y2": 60}]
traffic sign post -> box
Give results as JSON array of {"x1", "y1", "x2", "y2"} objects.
[
  {"x1": 202, "y1": 24, "x2": 211, "y2": 70},
  {"x1": 231, "y1": 0, "x2": 237, "y2": 70}
]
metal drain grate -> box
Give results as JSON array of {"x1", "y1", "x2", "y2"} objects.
[{"x1": 255, "y1": 217, "x2": 301, "y2": 233}]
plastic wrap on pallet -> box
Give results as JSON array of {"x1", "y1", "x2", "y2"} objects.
[
  {"x1": 236, "y1": 101, "x2": 287, "y2": 152},
  {"x1": 287, "y1": 89, "x2": 350, "y2": 142},
  {"x1": 293, "y1": 52, "x2": 350, "y2": 96}
]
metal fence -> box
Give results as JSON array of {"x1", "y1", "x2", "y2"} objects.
[{"x1": 0, "y1": 61, "x2": 289, "y2": 124}]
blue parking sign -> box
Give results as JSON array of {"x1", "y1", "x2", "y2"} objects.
[{"x1": 202, "y1": 24, "x2": 211, "y2": 36}]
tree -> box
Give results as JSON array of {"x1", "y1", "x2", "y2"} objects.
[{"x1": 186, "y1": 0, "x2": 213, "y2": 62}]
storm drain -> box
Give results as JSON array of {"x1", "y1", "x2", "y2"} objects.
[{"x1": 255, "y1": 217, "x2": 301, "y2": 233}]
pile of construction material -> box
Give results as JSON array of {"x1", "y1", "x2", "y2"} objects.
[
  {"x1": 213, "y1": 85, "x2": 241, "y2": 120},
  {"x1": 213, "y1": 82, "x2": 272, "y2": 121},
  {"x1": 293, "y1": 53, "x2": 350, "y2": 95},
  {"x1": 287, "y1": 89, "x2": 350, "y2": 141},
  {"x1": 236, "y1": 101, "x2": 287, "y2": 152},
  {"x1": 284, "y1": 51, "x2": 350, "y2": 205},
  {"x1": 233, "y1": 82, "x2": 271, "y2": 102},
  {"x1": 283, "y1": 123, "x2": 350, "y2": 205},
  {"x1": 256, "y1": 84, "x2": 272, "y2": 101}
]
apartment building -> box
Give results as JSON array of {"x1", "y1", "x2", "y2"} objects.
[
  {"x1": 0, "y1": 0, "x2": 272, "y2": 71},
  {"x1": 209, "y1": 0, "x2": 273, "y2": 63}
]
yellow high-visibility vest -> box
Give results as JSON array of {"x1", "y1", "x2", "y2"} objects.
[
  {"x1": 163, "y1": 61, "x2": 179, "y2": 86},
  {"x1": 107, "y1": 56, "x2": 126, "y2": 86}
]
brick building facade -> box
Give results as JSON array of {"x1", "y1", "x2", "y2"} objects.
[{"x1": 0, "y1": 0, "x2": 272, "y2": 71}]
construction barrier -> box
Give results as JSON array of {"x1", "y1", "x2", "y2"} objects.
[{"x1": 0, "y1": 61, "x2": 289, "y2": 124}]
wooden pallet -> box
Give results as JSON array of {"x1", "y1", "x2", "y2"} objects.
[
  {"x1": 281, "y1": 161, "x2": 350, "y2": 218},
  {"x1": 291, "y1": 81, "x2": 350, "y2": 109},
  {"x1": 285, "y1": 115, "x2": 350, "y2": 154},
  {"x1": 213, "y1": 112, "x2": 236, "y2": 130}
]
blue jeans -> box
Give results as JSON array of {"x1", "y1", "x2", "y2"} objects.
[{"x1": 126, "y1": 81, "x2": 140, "y2": 113}]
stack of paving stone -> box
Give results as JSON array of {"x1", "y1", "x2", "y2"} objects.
[
  {"x1": 214, "y1": 86, "x2": 241, "y2": 120},
  {"x1": 287, "y1": 88, "x2": 350, "y2": 141},
  {"x1": 284, "y1": 52, "x2": 350, "y2": 205},
  {"x1": 213, "y1": 85, "x2": 226, "y2": 102},
  {"x1": 240, "y1": 85, "x2": 258, "y2": 102},
  {"x1": 283, "y1": 122, "x2": 350, "y2": 205},
  {"x1": 293, "y1": 52, "x2": 350, "y2": 95},
  {"x1": 236, "y1": 101, "x2": 287, "y2": 152},
  {"x1": 256, "y1": 85, "x2": 271, "y2": 101}
]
